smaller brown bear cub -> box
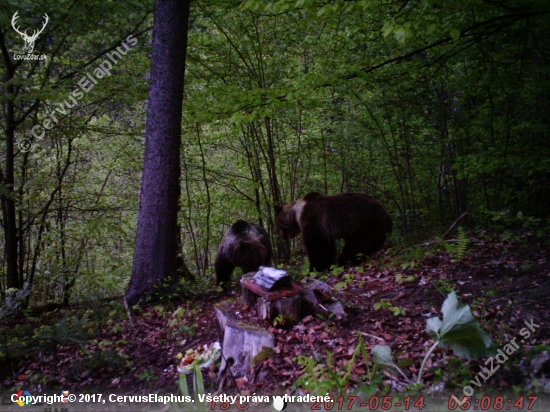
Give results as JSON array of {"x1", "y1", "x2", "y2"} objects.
[
  {"x1": 215, "y1": 220, "x2": 272, "y2": 286},
  {"x1": 275, "y1": 192, "x2": 392, "y2": 272}
]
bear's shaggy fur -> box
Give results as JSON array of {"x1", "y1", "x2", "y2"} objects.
[
  {"x1": 275, "y1": 192, "x2": 392, "y2": 272},
  {"x1": 215, "y1": 220, "x2": 272, "y2": 285}
]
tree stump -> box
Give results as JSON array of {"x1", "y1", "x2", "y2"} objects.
[
  {"x1": 241, "y1": 270, "x2": 303, "y2": 321},
  {"x1": 214, "y1": 305, "x2": 275, "y2": 384}
]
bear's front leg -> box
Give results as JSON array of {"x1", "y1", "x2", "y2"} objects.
[
  {"x1": 303, "y1": 230, "x2": 336, "y2": 272},
  {"x1": 215, "y1": 254, "x2": 236, "y2": 286}
]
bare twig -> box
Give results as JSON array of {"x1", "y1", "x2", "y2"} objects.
[
  {"x1": 442, "y1": 212, "x2": 469, "y2": 240},
  {"x1": 358, "y1": 331, "x2": 385, "y2": 342},
  {"x1": 401, "y1": 212, "x2": 469, "y2": 252}
]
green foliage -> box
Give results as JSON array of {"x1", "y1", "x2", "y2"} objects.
[
  {"x1": 2, "y1": 0, "x2": 550, "y2": 303},
  {"x1": 483, "y1": 289, "x2": 499, "y2": 298},
  {"x1": 33, "y1": 315, "x2": 92, "y2": 349},
  {"x1": 435, "y1": 279, "x2": 456, "y2": 295},
  {"x1": 330, "y1": 265, "x2": 345, "y2": 277},
  {"x1": 252, "y1": 346, "x2": 276, "y2": 367},
  {"x1": 334, "y1": 273, "x2": 356, "y2": 291},
  {"x1": 374, "y1": 299, "x2": 407, "y2": 316},
  {"x1": 273, "y1": 314, "x2": 298, "y2": 329},
  {"x1": 167, "y1": 306, "x2": 200, "y2": 338},
  {"x1": 395, "y1": 273, "x2": 416, "y2": 284},
  {"x1": 444, "y1": 227, "x2": 470, "y2": 261},
  {"x1": 82, "y1": 350, "x2": 128, "y2": 376},
  {"x1": 295, "y1": 333, "x2": 373, "y2": 394},
  {"x1": 0, "y1": 322, "x2": 35, "y2": 364},
  {"x1": 373, "y1": 292, "x2": 494, "y2": 385},
  {"x1": 446, "y1": 356, "x2": 474, "y2": 385},
  {"x1": 427, "y1": 291, "x2": 494, "y2": 360},
  {"x1": 138, "y1": 368, "x2": 159, "y2": 382},
  {"x1": 484, "y1": 209, "x2": 548, "y2": 237},
  {"x1": 400, "y1": 262, "x2": 419, "y2": 270},
  {"x1": 371, "y1": 345, "x2": 411, "y2": 383}
]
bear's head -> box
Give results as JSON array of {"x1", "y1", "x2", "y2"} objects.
[
  {"x1": 239, "y1": 240, "x2": 270, "y2": 272},
  {"x1": 274, "y1": 203, "x2": 302, "y2": 239}
]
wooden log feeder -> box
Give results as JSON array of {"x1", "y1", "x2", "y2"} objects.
[
  {"x1": 241, "y1": 267, "x2": 303, "y2": 322},
  {"x1": 214, "y1": 270, "x2": 346, "y2": 388}
]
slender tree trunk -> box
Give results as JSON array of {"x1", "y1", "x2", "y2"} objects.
[
  {"x1": 125, "y1": 0, "x2": 192, "y2": 308},
  {"x1": 1, "y1": 46, "x2": 20, "y2": 289},
  {"x1": 196, "y1": 126, "x2": 212, "y2": 277}
]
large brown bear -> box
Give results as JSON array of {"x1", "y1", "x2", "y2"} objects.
[
  {"x1": 215, "y1": 220, "x2": 272, "y2": 286},
  {"x1": 275, "y1": 192, "x2": 392, "y2": 272}
]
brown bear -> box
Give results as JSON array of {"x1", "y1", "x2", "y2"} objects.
[
  {"x1": 215, "y1": 220, "x2": 272, "y2": 286},
  {"x1": 275, "y1": 192, "x2": 392, "y2": 272}
]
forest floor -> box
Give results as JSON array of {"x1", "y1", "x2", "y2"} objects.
[{"x1": 1, "y1": 230, "x2": 550, "y2": 409}]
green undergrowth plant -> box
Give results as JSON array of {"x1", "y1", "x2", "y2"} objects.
[
  {"x1": 168, "y1": 306, "x2": 199, "y2": 338},
  {"x1": 138, "y1": 368, "x2": 159, "y2": 382},
  {"x1": 295, "y1": 333, "x2": 380, "y2": 394},
  {"x1": 0, "y1": 307, "x2": 110, "y2": 376},
  {"x1": 434, "y1": 279, "x2": 456, "y2": 295},
  {"x1": 331, "y1": 265, "x2": 345, "y2": 277},
  {"x1": 78, "y1": 350, "x2": 128, "y2": 377},
  {"x1": 372, "y1": 292, "x2": 495, "y2": 385},
  {"x1": 385, "y1": 240, "x2": 439, "y2": 273},
  {"x1": 273, "y1": 313, "x2": 298, "y2": 329},
  {"x1": 374, "y1": 299, "x2": 407, "y2": 316},
  {"x1": 334, "y1": 273, "x2": 356, "y2": 291},
  {"x1": 444, "y1": 357, "x2": 475, "y2": 388},
  {"x1": 295, "y1": 293, "x2": 494, "y2": 395},
  {"x1": 444, "y1": 226, "x2": 470, "y2": 261},
  {"x1": 484, "y1": 209, "x2": 548, "y2": 237},
  {"x1": 33, "y1": 314, "x2": 92, "y2": 350},
  {"x1": 395, "y1": 273, "x2": 416, "y2": 284}
]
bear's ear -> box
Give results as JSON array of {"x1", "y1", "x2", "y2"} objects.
[{"x1": 274, "y1": 205, "x2": 283, "y2": 216}]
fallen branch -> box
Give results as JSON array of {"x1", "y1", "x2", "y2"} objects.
[
  {"x1": 358, "y1": 331, "x2": 385, "y2": 342},
  {"x1": 442, "y1": 211, "x2": 469, "y2": 240},
  {"x1": 401, "y1": 211, "x2": 469, "y2": 251}
]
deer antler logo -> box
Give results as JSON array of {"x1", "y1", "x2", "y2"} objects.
[{"x1": 11, "y1": 11, "x2": 49, "y2": 54}]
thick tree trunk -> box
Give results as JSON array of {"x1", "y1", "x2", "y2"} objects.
[{"x1": 125, "y1": 0, "x2": 191, "y2": 308}]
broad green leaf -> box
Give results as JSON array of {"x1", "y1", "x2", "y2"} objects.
[
  {"x1": 334, "y1": 282, "x2": 347, "y2": 291},
  {"x1": 382, "y1": 22, "x2": 394, "y2": 38},
  {"x1": 372, "y1": 345, "x2": 396, "y2": 367},
  {"x1": 427, "y1": 292, "x2": 494, "y2": 359},
  {"x1": 426, "y1": 317, "x2": 442, "y2": 336},
  {"x1": 449, "y1": 28, "x2": 460, "y2": 40},
  {"x1": 394, "y1": 27, "x2": 408, "y2": 43}
]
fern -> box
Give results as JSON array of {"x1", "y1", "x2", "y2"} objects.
[
  {"x1": 296, "y1": 356, "x2": 342, "y2": 393},
  {"x1": 455, "y1": 227, "x2": 469, "y2": 261},
  {"x1": 444, "y1": 226, "x2": 470, "y2": 262},
  {"x1": 295, "y1": 334, "x2": 373, "y2": 394}
]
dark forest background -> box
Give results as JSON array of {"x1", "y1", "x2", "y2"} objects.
[{"x1": 1, "y1": 0, "x2": 549, "y2": 306}]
